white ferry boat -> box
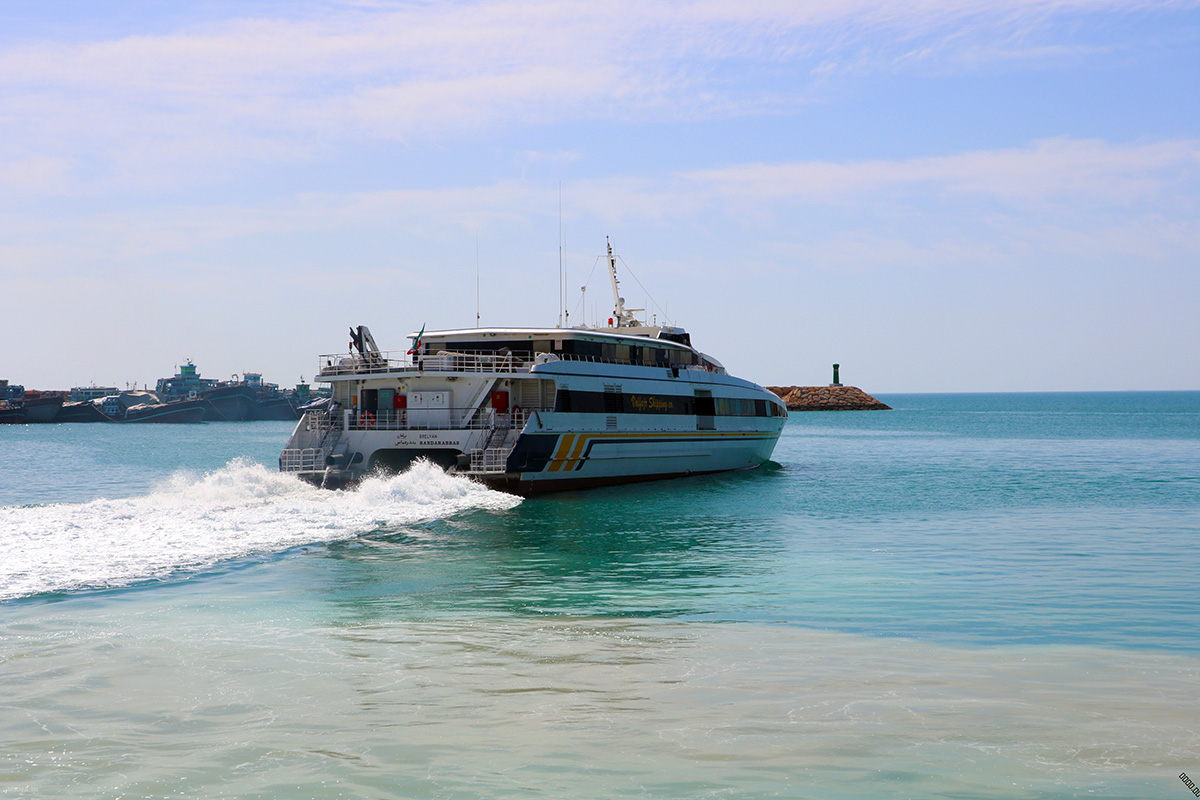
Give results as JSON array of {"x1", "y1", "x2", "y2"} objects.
[{"x1": 279, "y1": 243, "x2": 787, "y2": 495}]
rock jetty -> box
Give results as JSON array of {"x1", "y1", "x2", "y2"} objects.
[{"x1": 767, "y1": 385, "x2": 891, "y2": 411}]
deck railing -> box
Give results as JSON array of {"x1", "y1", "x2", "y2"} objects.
[
  {"x1": 315, "y1": 350, "x2": 724, "y2": 378},
  {"x1": 468, "y1": 446, "x2": 512, "y2": 474},
  {"x1": 307, "y1": 406, "x2": 548, "y2": 432},
  {"x1": 280, "y1": 447, "x2": 326, "y2": 473},
  {"x1": 316, "y1": 351, "x2": 532, "y2": 377}
]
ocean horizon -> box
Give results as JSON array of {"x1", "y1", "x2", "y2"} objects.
[{"x1": 2, "y1": 390, "x2": 1198, "y2": 798}]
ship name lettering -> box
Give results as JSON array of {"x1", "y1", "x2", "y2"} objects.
[{"x1": 629, "y1": 395, "x2": 672, "y2": 413}]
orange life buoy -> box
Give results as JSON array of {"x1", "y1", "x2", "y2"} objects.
[
  {"x1": 512, "y1": 404, "x2": 523, "y2": 418},
  {"x1": 362, "y1": 411, "x2": 376, "y2": 428}
]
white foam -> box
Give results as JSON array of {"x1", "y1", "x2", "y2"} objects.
[{"x1": 0, "y1": 459, "x2": 520, "y2": 600}]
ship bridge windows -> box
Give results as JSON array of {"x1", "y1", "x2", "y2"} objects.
[{"x1": 658, "y1": 331, "x2": 692, "y2": 347}]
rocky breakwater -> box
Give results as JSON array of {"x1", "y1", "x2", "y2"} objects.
[{"x1": 767, "y1": 385, "x2": 891, "y2": 411}]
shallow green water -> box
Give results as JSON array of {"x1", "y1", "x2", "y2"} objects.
[{"x1": 2, "y1": 393, "x2": 1198, "y2": 798}]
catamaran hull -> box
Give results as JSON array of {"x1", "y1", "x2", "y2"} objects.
[
  {"x1": 288, "y1": 424, "x2": 781, "y2": 496},
  {"x1": 492, "y1": 428, "x2": 778, "y2": 494}
]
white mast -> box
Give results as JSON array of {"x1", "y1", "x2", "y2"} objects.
[{"x1": 605, "y1": 237, "x2": 642, "y2": 327}]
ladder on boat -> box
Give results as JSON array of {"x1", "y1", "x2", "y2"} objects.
[{"x1": 469, "y1": 426, "x2": 517, "y2": 474}]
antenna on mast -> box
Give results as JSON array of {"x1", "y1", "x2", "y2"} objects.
[
  {"x1": 476, "y1": 233, "x2": 481, "y2": 328},
  {"x1": 605, "y1": 237, "x2": 642, "y2": 328},
  {"x1": 558, "y1": 184, "x2": 563, "y2": 328}
]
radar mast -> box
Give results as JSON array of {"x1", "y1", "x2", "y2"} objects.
[{"x1": 605, "y1": 237, "x2": 644, "y2": 328}]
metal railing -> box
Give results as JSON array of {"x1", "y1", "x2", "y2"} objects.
[
  {"x1": 280, "y1": 447, "x2": 327, "y2": 472},
  {"x1": 316, "y1": 351, "x2": 533, "y2": 378},
  {"x1": 313, "y1": 406, "x2": 546, "y2": 432},
  {"x1": 315, "y1": 349, "x2": 724, "y2": 378},
  {"x1": 469, "y1": 447, "x2": 512, "y2": 473}
]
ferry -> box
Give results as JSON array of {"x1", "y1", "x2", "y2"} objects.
[{"x1": 279, "y1": 242, "x2": 787, "y2": 495}]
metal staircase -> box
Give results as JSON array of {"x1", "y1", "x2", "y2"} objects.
[{"x1": 469, "y1": 425, "x2": 517, "y2": 474}]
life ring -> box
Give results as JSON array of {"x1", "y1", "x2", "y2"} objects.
[
  {"x1": 511, "y1": 404, "x2": 523, "y2": 418},
  {"x1": 362, "y1": 411, "x2": 376, "y2": 428}
]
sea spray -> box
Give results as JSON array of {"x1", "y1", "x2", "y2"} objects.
[{"x1": 0, "y1": 458, "x2": 520, "y2": 600}]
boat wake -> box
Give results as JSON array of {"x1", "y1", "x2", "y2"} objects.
[{"x1": 0, "y1": 458, "x2": 520, "y2": 601}]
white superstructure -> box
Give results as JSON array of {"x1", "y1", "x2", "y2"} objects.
[{"x1": 280, "y1": 244, "x2": 787, "y2": 495}]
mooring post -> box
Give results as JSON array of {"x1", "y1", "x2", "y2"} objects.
[{"x1": 832, "y1": 364, "x2": 841, "y2": 386}]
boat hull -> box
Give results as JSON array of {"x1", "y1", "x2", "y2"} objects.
[
  {"x1": 487, "y1": 427, "x2": 780, "y2": 495},
  {"x1": 201, "y1": 386, "x2": 255, "y2": 422},
  {"x1": 120, "y1": 400, "x2": 208, "y2": 423},
  {"x1": 252, "y1": 396, "x2": 302, "y2": 421},
  {"x1": 56, "y1": 401, "x2": 107, "y2": 423},
  {"x1": 23, "y1": 395, "x2": 64, "y2": 423}
]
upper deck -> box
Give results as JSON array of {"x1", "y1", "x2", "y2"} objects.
[{"x1": 315, "y1": 326, "x2": 726, "y2": 381}]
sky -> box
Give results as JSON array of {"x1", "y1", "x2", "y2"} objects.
[{"x1": 1, "y1": 0, "x2": 1198, "y2": 393}]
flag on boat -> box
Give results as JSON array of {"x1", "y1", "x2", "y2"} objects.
[{"x1": 407, "y1": 324, "x2": 426, "y2": 355}]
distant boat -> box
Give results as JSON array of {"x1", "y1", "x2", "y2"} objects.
[
  {"x1": 156, "y1": 362, "x2": 309, "y2": 421},
  {"x1": 155, "y1": 361, "x2": 250, "y2": 421},
  {"x1": 56, "y1": 401, "x2": 108, "y2": 423},
  {"x1": 120, "y1": 399, "x2": 207, "y2": 423},
  {"x1": 0, "y1": 379, "x2": 26, "y2": 424},
  {"x1": 241, "y1": 373, "x2": 309, "y2": 420},
  {"x1": 23, "y1": 394, "x2": 64, "y2": 423},
  {"x1": 0, "y1": 403, "x2": 24, "y2": 424},
  {"x1": 200, "y1": 384, "x2": 255, "y2": 422},
  {"x1": 95, "y1": 393, "x2": 206, "y2": 423}
]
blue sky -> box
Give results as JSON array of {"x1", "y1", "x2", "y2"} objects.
[{"x1": 2, "y1": 0, "x2": 1198, "y2": 392}]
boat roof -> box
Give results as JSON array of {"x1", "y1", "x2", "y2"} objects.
[{"x1": 414, "y1": 325, "x2": 692, "y2": 346}]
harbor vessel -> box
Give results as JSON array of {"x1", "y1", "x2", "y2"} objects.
[
  {"x1": 156, "y1": 362, "x2": 310, "y2": 421},
  {"x1": 95, "y1": 392, "x2": 207, "y2": 423},
  {"x1": 156, "y1": 362, "x2": 254, "y2": 422},
  {"x1": 280, "y1": 242, "x2": 786, "y2": 495},
  {"x1": 0, "y1": 381, "x2": 25, "y2": 424},
  {"x1": 22, "y1": 394, "x2": 64, "y2": 423}
]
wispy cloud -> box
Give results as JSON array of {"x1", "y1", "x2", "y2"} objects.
[
  {"x1": 680, "y1": 138, "x2": 1200, "y2": 207},
  {"x1": 1, "y1": 0, "x2": 1195, "y2": 194},
  {"x1": 5, "y1": 137, "x2": 1194, "y2": 276}
]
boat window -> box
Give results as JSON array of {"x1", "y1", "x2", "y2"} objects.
[
  {"x1": 441, "y1": 340, "x2": 534, "y2": 357},
  {"x1": 695, "y1": 391, "x2": 715, "y2": 430},
  {"x1": 658, "y1": 331, "x2": 693, "y2": 347},
  {"x1": 563, "y1": 339, "x2": 602, "y2": 359}
]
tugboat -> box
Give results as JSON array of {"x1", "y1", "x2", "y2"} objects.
[{"x1": 280, "y1": 240, "x2": 787, "y2": 495}]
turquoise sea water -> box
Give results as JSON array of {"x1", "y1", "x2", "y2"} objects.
[{"x1": 1, "y1": 392, "x2": 1198, "y2": 799}]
